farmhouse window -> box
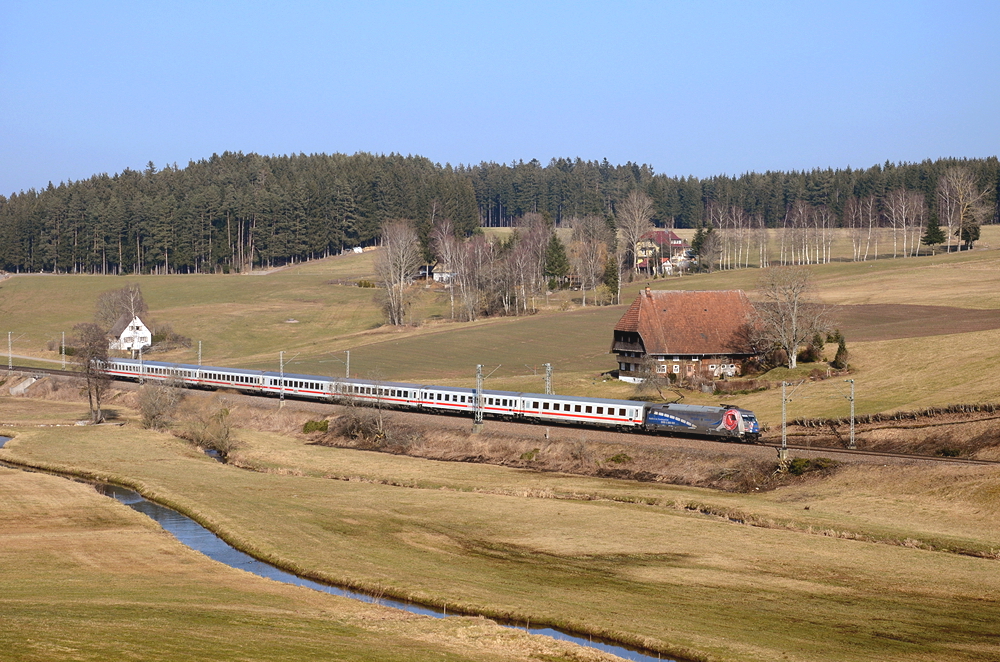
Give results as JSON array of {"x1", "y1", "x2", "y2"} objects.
[
  {"x1": 657, "y1": 365, "x2": 667, "y2": 373},
  {"x1": 672, "y1": 365, "x2": 680, "y2": 374}
]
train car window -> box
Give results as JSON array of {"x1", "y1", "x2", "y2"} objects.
[
  {"x1": 533, "y1": 401, "x2": 539, "y2": 409},
  {"x1": 585, "y1": 406, "x2": 592, "y2": 414},
  {"x1": 542, "y1": 402, "x2": 550, "y2": 410},
  {"x1": 575, "y1": 405, "x2": 581, "y2": 413},
  {"x1": 619, "y1": 408, "x2": 626, "y2": 416},
  {"x1": 596, "y1": 407, "x2": 603, "y2": 414}
]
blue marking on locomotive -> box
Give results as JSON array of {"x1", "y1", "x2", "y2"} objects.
[{"x1": 646, "y1": 410, "x2": 696, "y2": 428}]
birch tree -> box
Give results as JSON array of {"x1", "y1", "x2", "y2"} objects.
[
  {"x1": 615, "y1": 190, "x2": 653, "y2": 276},
  {"x1": 374, "y1": 220, "x2": 421, "y2": 326}
]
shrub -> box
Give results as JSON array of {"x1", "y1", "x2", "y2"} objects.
[
  {"x1": 138, "y1": 383, "x2": 183, "y2": 430},
  {"x1": 302, "y1": 419, "x2": 329, "y2": 433},
  {"x1": 357, "y1": 279, "x2": 376, "y2": 288},
  {"x1": 520, "y1": 448, "x2": 540, "y2": 461},
  {"x1": 936, "y1": 447, "x2": 961, "y2": 457},
  {"x1": 180, "y1": 398, "x2": 239, "y2": 458},
  {"x1": 607, "y1": 452, "x2": 632, "y2": 464},
  {"x1": 787, "y1": 457, "x2": 839, "y2": 476}
]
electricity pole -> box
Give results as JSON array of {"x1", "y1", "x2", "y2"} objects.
[
  {"x1": 345, "y1": 350, "x2": 350, "y2": 379},
  {"x1": 473, "y1": 364, "x2": 484, "y2": 433},
  {"x1": 61, "y1": 332, "x2": 65, "y2": 370},
  {"x1": 279, "y1": 351, "x2": 285, "y2": 407},
  {"x1": 846, "y1": 379, "x2": 856, "y2": 449},
  {"x1": 543, "y1": 363, "x2": 552, "y2": 395},
  {"x1": 198, "y1": 340, "x2": 202, "y2": 366},
  {"x1": 7, "y1": 331, "x2": 11, "y2": 372},
  {"x1": 138, "y1": 347, "x2": 144, "y2": 385}
]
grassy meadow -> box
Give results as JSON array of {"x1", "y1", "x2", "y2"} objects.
[
  {"x1": 2, "y1": 413, "x2": 1000, "y2": 662},
  {"x1": 2, "y1": 225, "x2": 1000, "y2": 424}
]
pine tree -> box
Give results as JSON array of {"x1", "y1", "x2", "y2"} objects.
[{"x1": 921, "y1": 216, "x2": 946, "y2": 254}]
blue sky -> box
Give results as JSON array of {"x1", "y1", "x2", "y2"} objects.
[{"x1": 2, "y1": 0, "x2": 998, "y2": 195}]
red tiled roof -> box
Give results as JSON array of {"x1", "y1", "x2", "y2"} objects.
[
  {"x1": 613, "y1": 289, "x2": 755, "y2": 356},
  {"x1": 639, "y1": 229, "x2": 689, "y2": 247}
]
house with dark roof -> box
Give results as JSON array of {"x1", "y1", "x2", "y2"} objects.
[
  {"x1": 108, "y1": 314, "x2": 152, "y2": 355},
  {"x1": 635, "y1": 229, "x2": 690, "y2": 273},
  {"x1": 611, "y1": 288, "x2": 756, "y2": 382}
]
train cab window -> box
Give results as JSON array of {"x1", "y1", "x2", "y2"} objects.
[
  {"x1": 575, "y1": 405, "x2": 581, "y2": 413},
  {"x1": 585, "y1": 406, "x2": 592, "y2": 414}
]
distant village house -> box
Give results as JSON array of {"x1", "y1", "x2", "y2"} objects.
[
  {"x1": 611, "y1": 288, "x2": 756, "y2": 382},
  {"x1": 635, "y1": 230, "x2": 690, "y2": 275},
  {"x1": 108, "y1": 314, "x2": 152, "y2": 355}
]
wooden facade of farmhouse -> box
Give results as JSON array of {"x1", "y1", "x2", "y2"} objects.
[{"x1": 611, "y1": 288, "x2": 756, "y2": 382}]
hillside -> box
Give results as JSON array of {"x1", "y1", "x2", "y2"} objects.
[{"x1": 2, "y1": 227, "x2": 1000, "y2": 429}]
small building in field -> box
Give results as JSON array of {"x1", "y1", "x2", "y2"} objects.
[
  {"x1": 108, "y1": 314, "x2": 152, "y2": 354},
  {"x1": 611, "y1": 288, "x2": 756, "y2": 382},
  {"x1": 636, "y1": 229, "x2": 690, "y2": 264}
]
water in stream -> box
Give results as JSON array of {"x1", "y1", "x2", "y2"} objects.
[{"x1": 96, "y1": 483, "x2": 674, "y2": 662}]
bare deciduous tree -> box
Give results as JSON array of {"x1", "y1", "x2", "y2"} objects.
[
  {"x1": 72, "y1": 322, "x2": 111, "y2": 423},
  {"x1": 569, "y1": 215, "x2": 611, "y2": 306},
  {"x1": 430, "y1": 218, "x2": 459, "y2": 320},
  {"x1": 938, "y1": 167, "x2": 991, "y2": 252},
  {"x1": 374, "y1": 220, "x2": 422, "y2": 326},
  {"x1": 95, "y1": 283, "x2": 147, "y2": 329},
  {"x1": 751, "y1": 267, "x2": 829, "y2": 369},
  {"x1": 615, "y1": 191, "x2": 654, "y2": 276}
]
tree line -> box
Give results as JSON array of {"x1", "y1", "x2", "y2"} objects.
[{"x1": 1, "y1": 152, "x2": 997, "y2": 275}]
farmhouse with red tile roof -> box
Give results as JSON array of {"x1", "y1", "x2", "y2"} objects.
[{"x1": 611, "y1": 288, "x2": 756, "y2": 382}]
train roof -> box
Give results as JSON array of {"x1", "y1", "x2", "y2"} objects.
[{"x1": 651, "y1": 402, "x2": 756, "y2": 414}]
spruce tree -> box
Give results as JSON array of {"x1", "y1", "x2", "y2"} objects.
[
  {"x1": 543, "y1": 234, "x2": 570, "y2": 287},
  {"x1": 921, "y1": 217, "x2": 946, "y2": 254},
  {"x1": 832, "y1": 336, "x2": 849, "y2": 370}
]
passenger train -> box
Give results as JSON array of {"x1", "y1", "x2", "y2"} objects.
[{"x1": 103, "y1": 358, "x2": 761, "y2": 442}]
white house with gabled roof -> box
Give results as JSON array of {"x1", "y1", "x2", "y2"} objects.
[{"x1": 108, "y1": 314, "x2": 152, "y2": 354}]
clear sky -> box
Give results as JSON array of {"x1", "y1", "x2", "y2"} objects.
[{"x1": 2, "y1": 0, "x2": 998, "y2": 196}]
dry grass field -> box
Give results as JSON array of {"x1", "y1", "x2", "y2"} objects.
[
  {"x1": 2, "y1": 414, "x2": 1000, "y2": 662},
  {"x1": 0, "y1": 462, "x2": 621, "y2": 662}
]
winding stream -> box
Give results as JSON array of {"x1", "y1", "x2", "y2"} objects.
[
  {"x1": 0, "y1": 446, "x2": 672, "y2": 661},
  {"x1": 96, "y1": 482, "x2": 674, "y2": 662}
]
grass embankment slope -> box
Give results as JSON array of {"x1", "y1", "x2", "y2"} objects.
[
  {"x1": 3, "y1": 411, "x2": 1000, "y2": 662},
  {"x1": 3, "y1": 227, "x2": 1000, "y2": 423}
]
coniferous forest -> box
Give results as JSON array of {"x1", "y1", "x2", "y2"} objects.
[{"x1": 0, "y1": 151, "x2": 997, "y2": 275}]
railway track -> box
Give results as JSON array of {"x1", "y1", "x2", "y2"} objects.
[
  {"x1": 758, "y1": 442, "x2": 1000, "y2": 465},
  {"x1": 9, "y1": 364, "x2": 999, "y2": 466}
]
